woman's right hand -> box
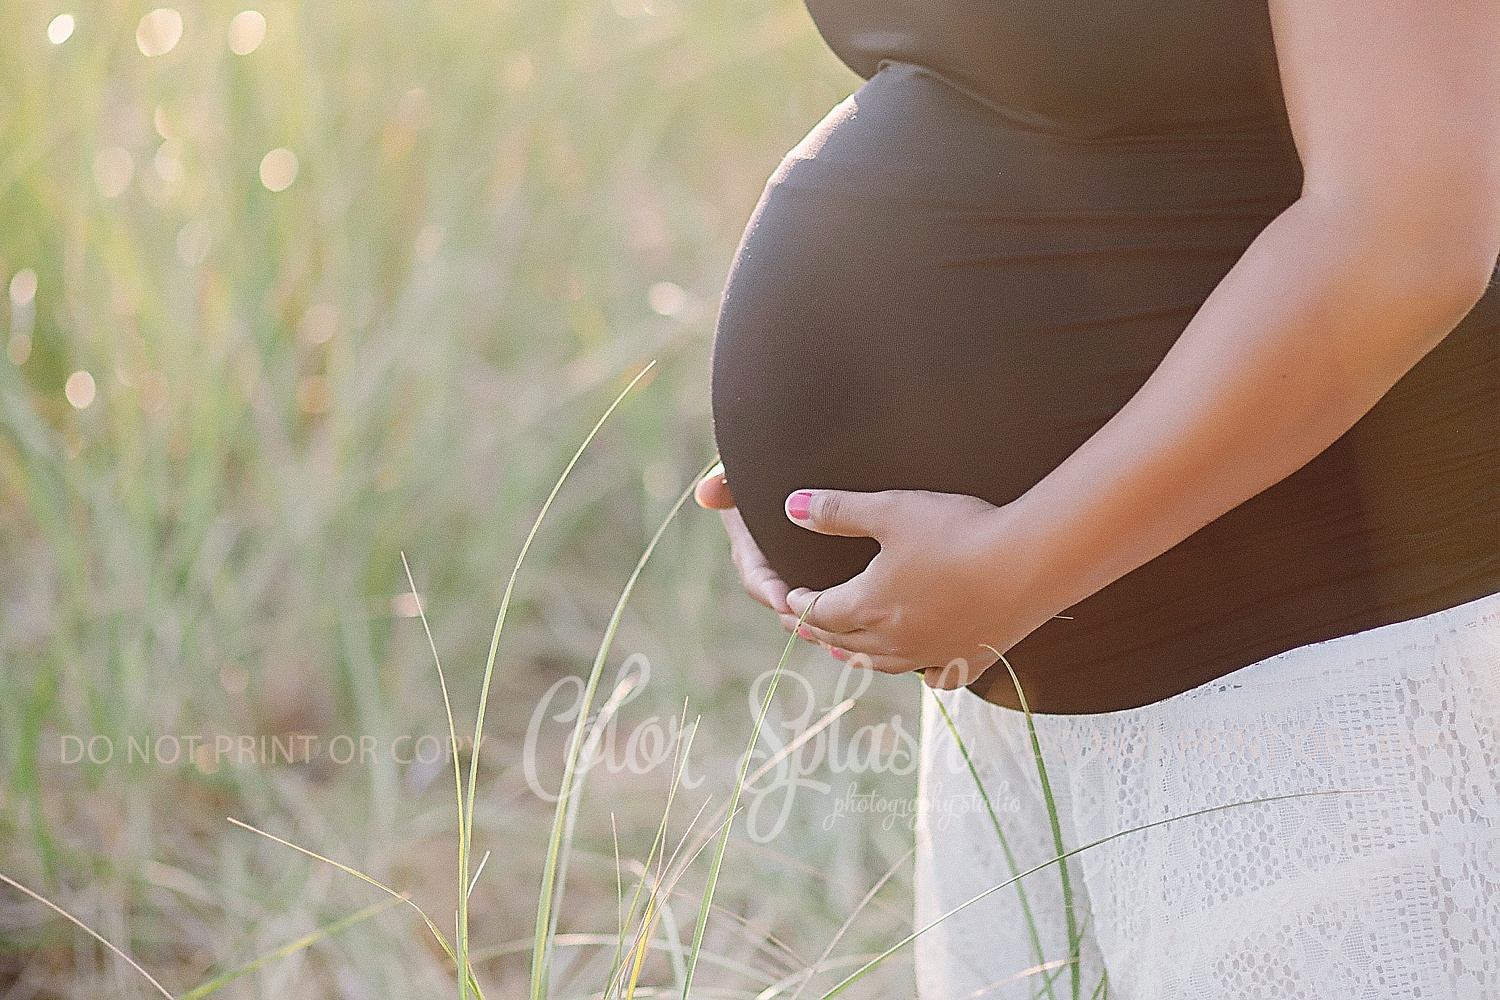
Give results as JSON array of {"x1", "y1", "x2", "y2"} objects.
[{"x1": 695, "y1": 463, "x2": 794, "y2": 619}]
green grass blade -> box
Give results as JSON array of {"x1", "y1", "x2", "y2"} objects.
[
  {"x1": 438, "y1": 358, "x2": 653, "y2": 1000},
  {"x1": 607, "y1": 715, "x2": 702, "y2": 1000},
  {"x1": 532, "y1": 451, "x2": 715, "y2": 1000},
  {"x1": 816, "y1": 786, "x2": 1376, "y2": 999},
  {"x1": 782, "y1": 846, "x2": 914, "y2": 1000},
  {"x1": 930, "y1": 691, "x2": 1054, "y2": 1000},
  {"x1": 550, "y1": 669, "x2": 650, "y2": 951},
  {"x1": 681, "y1": 600, "x2": 813, "y2": 1000},
  {"x1": 983, "y1": 649, "x2": 1079, "y2": 1000},
  {"x1": 225, "y1": 817, "x2": 484, "y2": 999},
  {"x1": 401, "y1": 552, "x2": 473, "y2": 986},
  {"x1": 178, "y1": 896, "x2": 406, "y2": 1000}
]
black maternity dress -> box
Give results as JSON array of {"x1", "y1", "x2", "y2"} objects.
[{"x1": 708, "y1": 0, "x2": 1500, "y2": 713}]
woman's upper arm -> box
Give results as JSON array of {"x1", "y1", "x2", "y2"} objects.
[{"x1": 1270, "y1": 0, "x2": 1500, "y2": 285}]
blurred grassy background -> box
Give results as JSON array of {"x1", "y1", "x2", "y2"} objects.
[{"x1": 0, "y1": 2, "x2": 925, "y2": 997}]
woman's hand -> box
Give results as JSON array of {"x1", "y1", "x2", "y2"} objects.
[
  {"x1": 695, "y1": 466, "x2": 1049, "y2": 687},
  {"x1": 694, "y1": 464, "x2": 792, "y2": 618},
  {"x1": 777, "y1": 488, "x2": 1051, "y2": 690}
]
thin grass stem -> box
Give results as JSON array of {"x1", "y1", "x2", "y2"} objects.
[
  {"x1": 816, "y1": 786, "x2": 1374, "y2": 999},
  {"x1": 930, "y1": 692, "x2": 1054, "y2": 1000},
  {"x1": 225, "y1": 817, "x2": 483, "y2": 998},
  {"x1": 401, "y1": 551, "x2": 472, "y2": 977},
  {"x1": 782, "y1": 845, "x2": 914, "y2": 1000},
  {"x1": 986, "y1": 648, "x2": 1080, "y2": 1000},
  {"x1": 179, "y1": 896, "x2": 406, "y2": 999},
  {"x1": 532, "y1": 449, "x2": 715, "y2": 1000},
  {"x1": 0, "y1": 871, "x2": 175, "y2": 1000},
  {"x1": 681, "y1": 602, "x2": 812, "y2": 1000}
]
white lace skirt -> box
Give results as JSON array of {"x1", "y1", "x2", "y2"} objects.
[{"x1": 914, "y1": 590, "x2": 1500, "y2": 999}]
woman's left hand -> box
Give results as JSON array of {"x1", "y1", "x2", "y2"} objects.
[{"x1": 778, "y1": 487, "x2": 1052, "y2": 689}]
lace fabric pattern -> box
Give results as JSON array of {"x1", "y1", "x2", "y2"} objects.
[{"x1": 914, "y1": 590, "x2": 1500, "y2": 999}]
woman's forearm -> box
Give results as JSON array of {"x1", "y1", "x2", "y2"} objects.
[{"x1": 1005, "y1": 192, "x2": 1499, "y2": 622}]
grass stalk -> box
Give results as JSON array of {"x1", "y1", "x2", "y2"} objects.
[
  {"x1": 984, "y1": 648, "x2": 1081, "y2": 1000},
  {"x1": 177, "y1": 896, "x2": 407, "y2": 1000},
  {"x1": 816, "y1": 787, "x2": 1372, "y2": 999},
  {"x1": 225, "y1": 817, "x2": 484, "y2": 998},
  {"x1": 605, "y1": 728, "x2": 704, "y2": 999},
  {"x1": 929, "y1": 692, "x2": 1054, "y2": 999},
  {"x1": 531, "y1": 449, "x2": 718, "y2": 1000},
  {"x1": 0, "y1": 871, "x2": 175, "y2": 1000},
  {"x1": 680, "y1": 598, "x2": 815, "y2": 1000},
  {"x1": 781, "y1": 845, "x2": 914, "y2": 1000}
]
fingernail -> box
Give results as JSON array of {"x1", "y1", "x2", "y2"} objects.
[
  {"x1": 797, "y1": 626, "x2": 814, "y2": 641},
  {"x1": 787, "y1": 491, "x2": 814, "y2": 520},
  {"x1": 830, "y1": 648, "x2": 846, "y2": 660}
]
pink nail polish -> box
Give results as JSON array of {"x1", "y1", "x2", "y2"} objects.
[
  {"x1": 831, "y1": 648, "x2": 847, "y2": 660},
  {"x1": 797, "y1": 626, "x2": 814, "y2": 640},
  {"x1": 787, "y1": 491, "x2": 813, "y2": 520}
]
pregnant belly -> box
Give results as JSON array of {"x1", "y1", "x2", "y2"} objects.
[
  {"x1": 710, "y1": 61, "x2": 1500, "y2": 713},
  {"x1": 711, "y1": 60, "x2": 1299, "y2": 594}
]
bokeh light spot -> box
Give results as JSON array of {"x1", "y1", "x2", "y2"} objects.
[
  {"x1": 65, "y1": 370, "x2": 97, "y2": 409},
  {"x1": 139, "y1": 370, "x2": 169, "y2": 413},
  {"x1": 228, "y1": 10, "x2": 266, "y2": 55},
  {"x1": 296, "y1": 303, "x2": 338, "y2": 345},
  {"x1": 93, "y1": 146, "x2": 134, "y2": 198},
  {"x1": 177, "y1": 220, "x2": 211, "y2": 265},
  {"x1": 9, "y1": 269, "x2": 38, "y2": 306},
  {"x1": 648, "y1": 280, "x2": 687, "y2": 317},
  {"x1": 259, "y1": 147, "x2": 298, "y2": 191},
  {"x1": 155, "y1": 140, "x2": 184, "y2": 183},
  {"x1": 136, "y1": 8, "x2": 183, "y2": 57},
  {"x1": 7, "y1": 336, "x2": 31, "y2": 367},
  {"x1": 47, "y1": 14, "x2": 75, "y2": 44}
]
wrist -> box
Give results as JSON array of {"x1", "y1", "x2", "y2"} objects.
[{"x1": 977, "y1": 494, "x2": 1074, "y2": 636}]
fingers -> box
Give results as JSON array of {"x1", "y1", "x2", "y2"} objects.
[
  {"x1": 721, "y1": 507, "x2": 790, "y2": 615},
  {"x1": 784, "y1": 582, "x2": 868, "y2": 635},
  {"x1": 784, "y1": 488, "x2": 895, "y2": 539},
  {"x1": 694, "y1": 463, "x2": 736, "y2": 510},
  {"x1": 774, "y1": 617, "x2": 983, "y2": 680}
]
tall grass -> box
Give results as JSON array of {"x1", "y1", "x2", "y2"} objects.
[{"x1": 3, "y1": 0, "x2": 916, "y2": 995}]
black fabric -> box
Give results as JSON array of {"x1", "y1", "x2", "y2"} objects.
[{"x1": 708, "y1": 6, "x2": 1500, "y2": 713}]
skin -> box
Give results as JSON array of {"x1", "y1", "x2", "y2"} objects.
[{"x1": 699, "y1": 0, "x2": 1500, "y2": 712}]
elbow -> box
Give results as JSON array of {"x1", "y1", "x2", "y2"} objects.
[
  {"x1": 1459, "y1": 231, "x2": 1500, "y2": 308},
  {"x1": 1435, "y1": 198, "x2": 1500, "y2": 310},
  {"x1": 1388, "y1": 193, "x2": 1500, "y2": 315}
]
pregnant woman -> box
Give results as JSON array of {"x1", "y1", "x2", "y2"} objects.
[{"x1": 699, "y1": 0, "x2": 1500, "y2": 997}]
